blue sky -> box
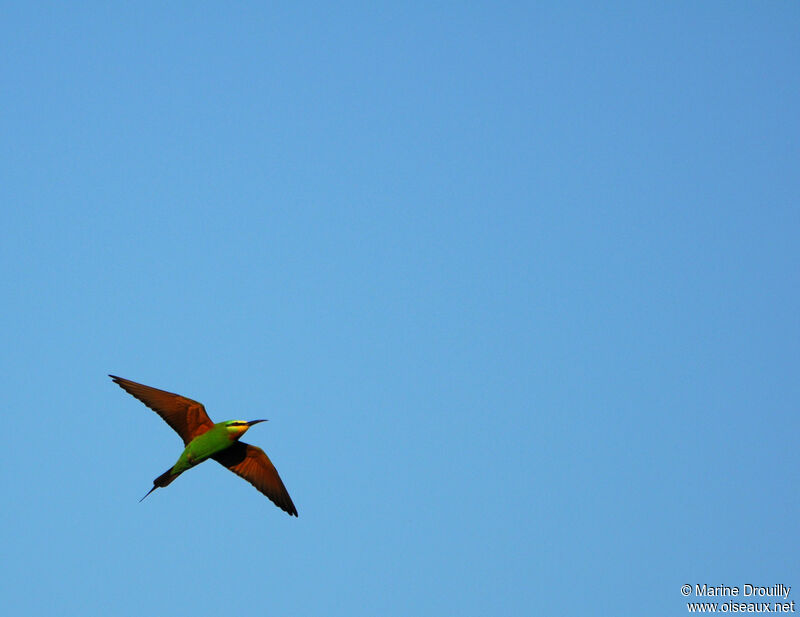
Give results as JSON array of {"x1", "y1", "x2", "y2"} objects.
[{"x1": 1, "y1": 3, "x2": 798, "y2": 615}]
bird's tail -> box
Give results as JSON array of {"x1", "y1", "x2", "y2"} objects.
[{"x1": 140, "y1": 467, "x2": 180, "y2": 502}]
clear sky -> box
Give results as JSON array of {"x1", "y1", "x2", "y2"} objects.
[{"x1": 1, "y1": 3, "x2": 798, "y2": 616}]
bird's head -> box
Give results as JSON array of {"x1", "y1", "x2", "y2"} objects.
[{"x1": 224, "y1": 419, "x2": 267, "y2": 439}]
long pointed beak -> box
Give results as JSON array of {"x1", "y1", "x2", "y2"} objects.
[{"x1": 247, "y1": 419, "x2": 268, "y2": 426}]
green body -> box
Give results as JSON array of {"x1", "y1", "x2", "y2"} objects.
[
  {"x1": 171, "y1": 422, "x2": 238, "y2": 475},
  {"x1": 139, "y1": 418, "x2": 268, "y2": 502}
]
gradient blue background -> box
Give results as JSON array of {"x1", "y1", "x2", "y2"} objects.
[{"x1": 2, "y1": 3, "x2": 798, "y2": 615}]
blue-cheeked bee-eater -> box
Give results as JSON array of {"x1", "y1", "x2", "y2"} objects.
[{"x1": 110, "y1": 375, "x2": 298, "y2": 516}]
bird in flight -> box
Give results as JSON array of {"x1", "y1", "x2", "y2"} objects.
[{"x1": 109, "y1": 375, "x2": 298, "y2": 516}]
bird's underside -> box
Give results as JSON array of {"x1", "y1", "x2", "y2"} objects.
[{"x1": 110, "y1": 375, "x2": 298, "y2": 516}]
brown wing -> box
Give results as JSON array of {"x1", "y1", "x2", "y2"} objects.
[
  {"x1": 109, "y1": 375, "x2": 215, "y2": 444},
  {"x1": 212, "y1": 441, "x2": 298, "y2": 516}
]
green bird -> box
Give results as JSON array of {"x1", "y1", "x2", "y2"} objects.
[{"x1": 110, "y1": 375, "x2": 298, "y2": 516}]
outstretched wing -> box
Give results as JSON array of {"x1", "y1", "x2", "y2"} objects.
[
  {"x1": 109, "y1": 375, "x2": 215, "y2": 444},
  {"x1": 212, "y1": 441, "x2": 298, "y2": 516}
]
